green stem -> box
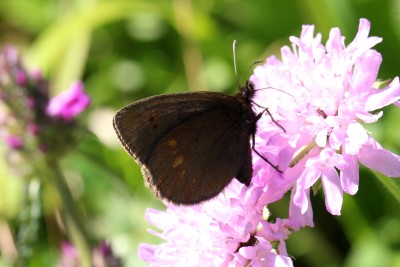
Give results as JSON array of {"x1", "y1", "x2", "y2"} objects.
[
  {"x1": 49, "y1": 161, "x2": 92, "y2": 267},
  {"x1": 373, "y1": 171, "x2": 400, "y2": 204},
  {"x1": 15, "y1": 180, "x2": 41, "y2": 267}
]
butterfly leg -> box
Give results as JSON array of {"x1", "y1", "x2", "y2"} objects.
[
  {"x1": 251, "y1": 132, "x2": 282, "y2": 173},
  {"x1": 251, "y1": 107, "x2": 285, "y2": 173},
  {"x1": 253, "y1": 104, "x2": 286, "y2": 133},
  {"x1": 264, "y1": 108, "x2": 285, "y2": 133}
]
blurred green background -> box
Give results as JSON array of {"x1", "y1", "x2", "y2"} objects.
[{"x1": 0, "y1": 0, "x2": 400, "y2": 266}]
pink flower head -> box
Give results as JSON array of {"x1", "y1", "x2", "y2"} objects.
[
  {"x1": 137, "y1": 18, "x2": 400, "y2": 266},
  {"x1": 250, "y1": 18, "x2": 400, "y2": 218},
  {"x1": 28, "y1": 123, "x2": 40, "y2": 135},
  {"x1": 5, "y1": 135, "x2": 23, "y2": 149},
  {"x1": 46, "y1": 81, "x2": 90, "y2": 121},
  {"x1": 138, "y1": 180, "x2": 293, "y2": 266},
  {"x1": 58, "y1": 241, "x2": 120, "y2": 267},
  {"x1": 58, "y1": 241, "x2": 79, "y2": 267},
  {"x1": 15, "y1": 69, "x2": 27, "y2": 86}
]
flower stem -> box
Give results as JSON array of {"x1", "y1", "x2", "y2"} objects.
[
  {"x1": 15, "y1": 180, "x2": 41, "y2": 267},
  {"x1": 49, "y1": 161, "x2": 92, "y2": 267},
  {"x1": 373, "y1": 171, "x2": 400, "y2": 204}
]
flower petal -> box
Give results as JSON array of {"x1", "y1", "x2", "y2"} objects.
[
  {"x1": 340, "y1": 153, "x2": 359, "y2": 195},
  {"x1": 292, "y1": 185, "x2": 309, "y2": 214},
  {"x1": 289, "y1": 188, "x2": 314, "y2": 230},
  {"x1": 299, "y1": 166, "x2": 321, "y2": 188},
  {"x1": 359, "y1": 137, "x2": 400, "y2": 177},
  {"x1": 366, "y1": 77, "x2": 400, "y2": 111},
  {"x1": 351, "y1": 50, "x2": 382, "y2": 95},
  {"x1": 137, "y1": 243, "x2": 157, "y2": 261},
  {"x1": 347, "y1": 122, "x2": 368, "y2": 145},
  {"x1": 321, "y1": 167, "x2": 343, "y2": 215}
]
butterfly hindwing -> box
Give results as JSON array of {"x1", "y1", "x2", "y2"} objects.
[{"x1": 143, "y1": 105, "x2": 251, "y2": 204}]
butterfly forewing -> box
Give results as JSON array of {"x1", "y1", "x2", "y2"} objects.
[
  {"x1": 114, "y1": 92, "x2": 236, "y2": 162},
  {"x1": 113, "y1": 92, "x2": 253, "y2": 204}
]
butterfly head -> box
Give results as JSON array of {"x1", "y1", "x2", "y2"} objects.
[{"x1": 239, "y1": 80, "x2": 256, "y2": 102}]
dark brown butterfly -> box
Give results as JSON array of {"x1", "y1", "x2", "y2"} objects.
[{"x1": 113, "y1": 41, "x2": 283, "y2": 205}]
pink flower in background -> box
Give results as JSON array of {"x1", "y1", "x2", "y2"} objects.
[
  {"x1": 46, "y1": 81, "x2": 91, "y2": 121},
  {"x1": 58, "y1": 241, "x2": 121, "y2": 267},
  {"x1": 0, "y1": 45, "x2": 91, "y2": 176},
  {"x1": 250, "y1": 18, "x2": 400, "y2": 219},
  {"x1": 5, "y1": 135, "x2": 23, "y2": 149},
  {"x1": 58, "y1": 242, "x2": 79, "y2": 267}
]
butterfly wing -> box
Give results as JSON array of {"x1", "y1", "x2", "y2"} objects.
[{"x1": 113, "y1": 92, "x2": 253, "y2": 204}]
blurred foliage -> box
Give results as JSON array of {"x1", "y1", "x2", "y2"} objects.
[{"x1": 0, "y1": 0, "x2": 399, "y2": 266}]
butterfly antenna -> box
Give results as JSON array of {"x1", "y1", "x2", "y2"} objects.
[
  {"x1": 233, "y1": 40, "x2": 263, "y2": 87},
  {"x1": 239, "y1": 59, "x2": 263, "y2": 86},
  {"x1": 254, "y1": 86, "x2": 295, "y2": 98},
  {"x1": 233, "y1": 40, "x2": 241, "y2": 88}
]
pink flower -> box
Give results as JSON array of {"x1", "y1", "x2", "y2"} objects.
[
  {"x1": 250, "y1": 18, "x2": 400, "y2": 219},
  {"x1": 138, "y1": 180, "x2": 293, "y2": 267},
  {"x1": 138, "y1": 18, "x2": 400, "y2": 266},
  {"x1": 46, "y1": 81, "x2": 90, "y2": 121},
  {"x1": 58, "y1": 241, "x2": 120, "y2": 267},
  {"x1": 58, "y1": 241, "x2": 79, "y2": 267},
  {"x1": 28, "y1": 123, "x2": 40, "y2": 135},
  {"x1": 5, "y1": 135, "x2": 23, "y2": 149},
  {"x1": 15, "y1": 69, "x2": 27, "y2": 86}
]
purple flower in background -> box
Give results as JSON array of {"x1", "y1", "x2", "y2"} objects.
[
  {"x1": 0, "y1": 45, "x2": 91, "y2": 174},
  {"x1": 1, "y1": 45, "x2": 94, "y2": 267},
  {"x1": 58, "y1": 242, "x2": 79, "y2": 267},
  {"x1": 46, "y1": 81, "x2": 90, "y2": 121},
  {"x1": 250, "y1": 18, "x2": 400, "y2": 218},
  {"x1": 5, "y1": 135, "x2": 23, "y2": 149},
  {"x1": 58, "y1": 241, "x2": 121, "y2": 267}
]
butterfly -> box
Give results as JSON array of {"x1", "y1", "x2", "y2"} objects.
[{"x1": 113, "y1": 41, "x2": 284, "y2": 205}]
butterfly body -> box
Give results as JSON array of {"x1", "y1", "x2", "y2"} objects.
[{"x1": 113, "y1": 81, "x2": 258, "y2": 205}]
